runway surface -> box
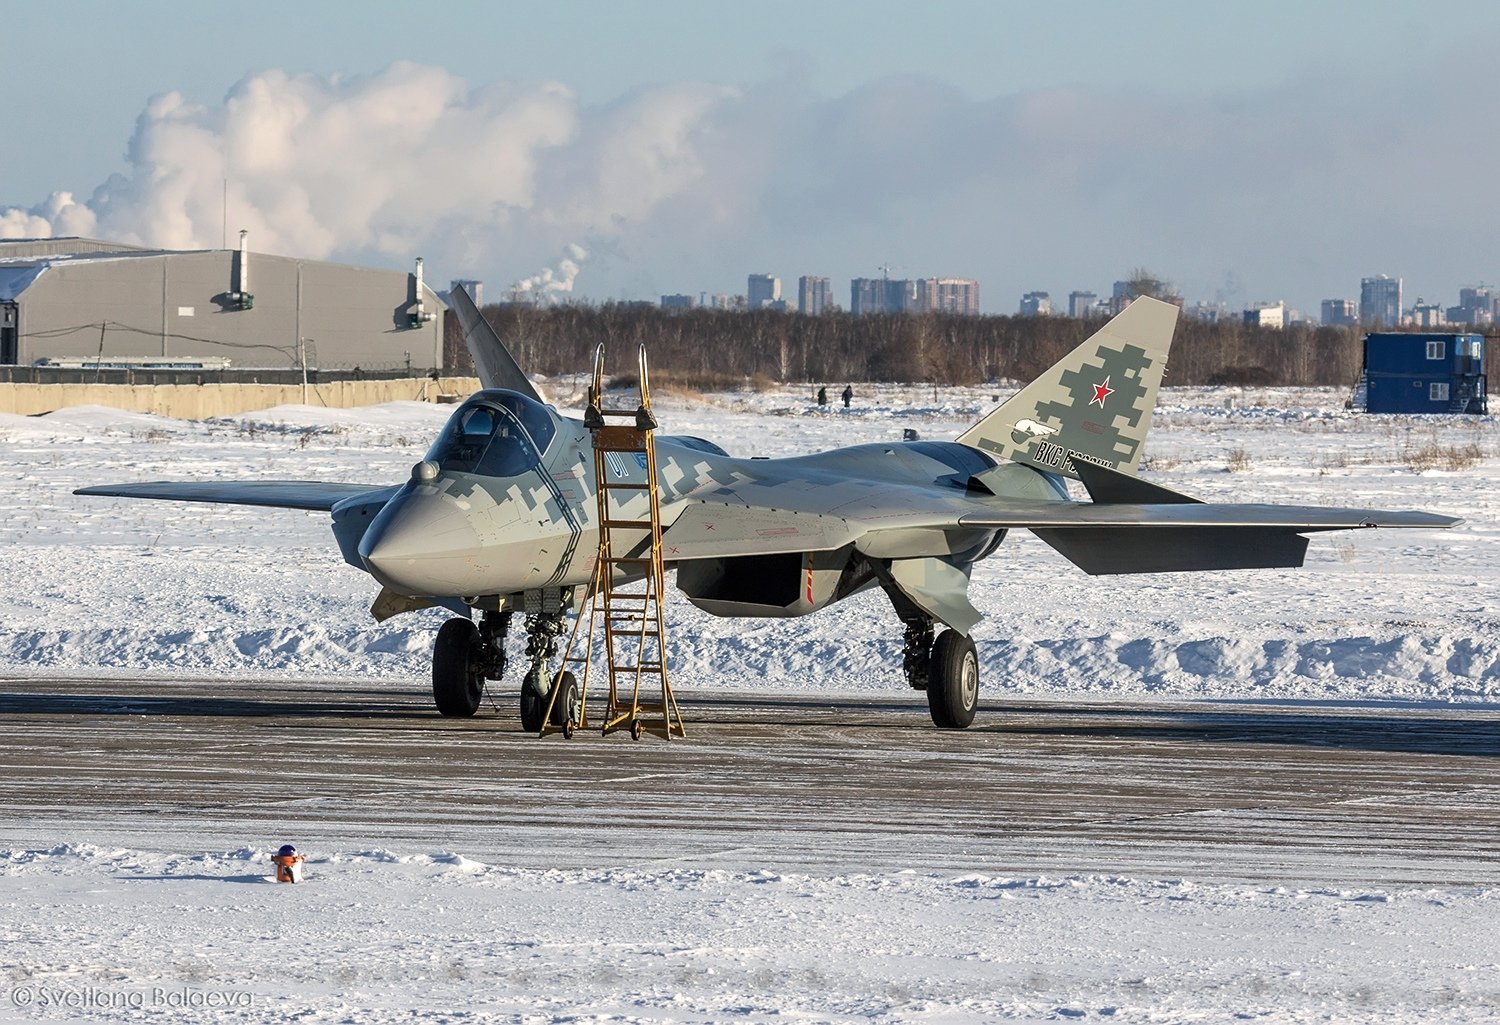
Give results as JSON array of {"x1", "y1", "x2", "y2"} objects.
[{"x1": 2, "y1": 675, "x2": 1497, "y2": 886}]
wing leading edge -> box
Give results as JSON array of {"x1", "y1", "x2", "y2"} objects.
[{"x1": 74, "y1": 481, "x2": 391, "y2": 512}]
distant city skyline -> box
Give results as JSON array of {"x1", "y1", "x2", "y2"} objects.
[
  {"x1": 5, "y1": 2, "x2": 1500, "y2": 316},
  {"x1": 644, "y1": 268, "x2": 1496, "y2": 330}
]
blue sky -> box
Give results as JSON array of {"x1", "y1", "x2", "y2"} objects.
[{"x1": 5, "y1": 1, "x2": 1498, "y2": 313}]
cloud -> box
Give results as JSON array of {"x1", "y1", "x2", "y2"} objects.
[
  {"x1": 0, "y1": 191, "x2": 97, "y2": 239},
  {"x1": 3, "y1": 56, "x2": 1496, "y2": 310},
  {"x1": 1, "y1": 62, "x2": 735, "y2": 297}
]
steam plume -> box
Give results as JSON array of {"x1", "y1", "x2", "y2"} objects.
[{"x1": 508, "y1": 243, "x2": 588, "y2": 303}]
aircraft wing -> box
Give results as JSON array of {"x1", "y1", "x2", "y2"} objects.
[
  {"x1": 957, "y1": 503, "x2": 1457, "y2": 531},
  {"x1": 966, "y1": 502, "x2": 1458, "y2": 575},
  {"x1": 74, "y1": 481, "x2": 392, "y2": 512},
  {"x1": 664, "y1": 474, "x2": 1460, "y2": 575}
]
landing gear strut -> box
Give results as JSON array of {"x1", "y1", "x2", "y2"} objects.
[
  {"x1": 432, "y1": 609, "x2": 510, "y2": 717},
  {"x1": 520, "y1": 610, "x2": 567, "y2": 733},
  {"x1": 901, "y1": 617, "x2": 934, "y2": 691}
]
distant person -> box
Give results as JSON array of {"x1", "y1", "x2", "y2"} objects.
[
  {"x1": 817, "y1": 386, "x2": 828, "y2": 406},
  {"x1": 841, "y1": 384, "x2": 853, "y2": 409}
]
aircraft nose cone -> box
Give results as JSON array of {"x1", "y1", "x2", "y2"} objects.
[{"x1": 359, "y1": 490, "x2": 483, "y2": 596}]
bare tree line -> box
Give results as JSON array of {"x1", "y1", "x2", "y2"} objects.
[{"x1": 443, "y1": 304, "x2": 1497, "y2": 390}]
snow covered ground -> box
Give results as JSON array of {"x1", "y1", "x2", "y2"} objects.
[
  {"x1": 1, "y1": 382, "x2": 1494, "y2": 701},
  {"x1": 3, "y1": 845, "x2": 1497, "y2": 1024},
  {"x1": 1, "y1": 384, "x2": 1497, "y2": 1022}
]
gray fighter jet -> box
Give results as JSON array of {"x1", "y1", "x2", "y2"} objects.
[{"x1": 78, "y1": 288, "x2": 1459, "y2": 729}]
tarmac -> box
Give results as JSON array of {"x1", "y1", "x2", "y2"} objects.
[{"x1": 2, "y1": 674, "x2": 1497, "y2": 886}]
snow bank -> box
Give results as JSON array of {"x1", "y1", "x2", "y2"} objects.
[{"x1": 2, "y1": 843, "x2": 1496, "y2": 1023}]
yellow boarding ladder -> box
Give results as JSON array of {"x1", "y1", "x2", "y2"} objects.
[{"x1": 546, "y1": 344, "x2": 685, "y2": 740}]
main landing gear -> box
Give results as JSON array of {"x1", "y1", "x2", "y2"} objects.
[
  {"x1": 432, "y1": 609, "x2": 510, "y2": 717},
  {"x1": 431, "y1": 607, "x2": 579, "y2": 734},
  {"x1": 901, "y1": 614, "x2": 979, "y2": 730}
]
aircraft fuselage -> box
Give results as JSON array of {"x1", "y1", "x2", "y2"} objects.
[{"x1": 349, "y1": 390, "x2": 1063, "y2": 609}]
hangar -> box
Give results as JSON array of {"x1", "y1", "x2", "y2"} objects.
[{"x1": 0, "y1": 235, "x2": 444, "y2": 370}]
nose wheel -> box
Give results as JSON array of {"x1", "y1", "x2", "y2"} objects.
[{"x1": 519, "y1": 667, "x2": 546, "y2": 732}]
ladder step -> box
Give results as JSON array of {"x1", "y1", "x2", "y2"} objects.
[
  {"x1": 602, "y1": 519, "x2": 657, "y2": 529},
  {"x1": 602, "y1": 482, "x2": 651, "y2": 490},
  {"x1": 609, "y1": 663, "x2": 664, "y2": 672}
]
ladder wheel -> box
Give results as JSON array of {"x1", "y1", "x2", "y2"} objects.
[{"x1": 630, "y1": 720, "x2": 644, "y2": 741}]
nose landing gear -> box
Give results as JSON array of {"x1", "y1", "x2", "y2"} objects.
[{"x1": 520, "y1": 609, "x2": 568, "y2": 733}]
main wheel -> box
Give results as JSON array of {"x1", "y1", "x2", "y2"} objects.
[
  {"x1": 519, "y1": 667, "x2": 546, "y2": 733},
  {"x1": 927, "y1": 630, "x2": 979, "y2": 729},
  {"x1": 549, "y1": 671, "x2": 579, "y2": 730},
  {"x1": 432, "y1": 618, "x2": 484, "y2": 717}
]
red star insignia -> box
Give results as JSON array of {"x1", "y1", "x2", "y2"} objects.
[{"x1": 1090, "y1": 377, "x2": 1114, "y2": 407}]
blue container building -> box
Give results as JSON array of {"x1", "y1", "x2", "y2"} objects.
[{"x1": 1360, "y1": 332, "x2": 1488, "y2": 414}]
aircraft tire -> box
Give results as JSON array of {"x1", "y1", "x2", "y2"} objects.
[
  {"x1": 432, "y1": 618, "x2": 484, "y2": 717},
  {"x1": 927, "y1": 630, "x2": 978, "y2": 729},
  {"x1": 550, "y1": 671, "x2": 580, "y2": 729},
  {"x1": 519, "y1": 666, "x2": 546, "y2": 733}
]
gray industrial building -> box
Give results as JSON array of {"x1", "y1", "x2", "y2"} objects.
[{"x1": 0, "y1": 235, "x2": 444, "y2": 370}]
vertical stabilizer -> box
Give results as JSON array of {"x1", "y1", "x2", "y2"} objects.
[
  {"x1": 957, "y1": 296, "x2": 1178, "y2": 479},
  {"x1": 448, "y1": 283, "x2": 544, "y2": 403}
]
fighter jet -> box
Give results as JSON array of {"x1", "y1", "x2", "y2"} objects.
[{"x1": 78, "y1": 288, "x2": 1459, "y2": 730}]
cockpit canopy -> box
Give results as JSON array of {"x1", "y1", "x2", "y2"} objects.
[{"x1": 426, "y1": 390, "x2": 557, "y2": 477}]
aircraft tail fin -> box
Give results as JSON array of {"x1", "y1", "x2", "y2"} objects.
[
  {"x1": 956, "y1": 296, "x2": 1178, "y2": 480},
  {"x1": 448, "y1": 283, "x2": 545, "y2": 403}
]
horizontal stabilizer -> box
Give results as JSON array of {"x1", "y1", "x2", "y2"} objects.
[
  {"x1": 75, "y1": 480, "x2": 388, "y2": 512},
  {"x1": 1033, "y1": 526, "x2": 1310, "y2": 574}
]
